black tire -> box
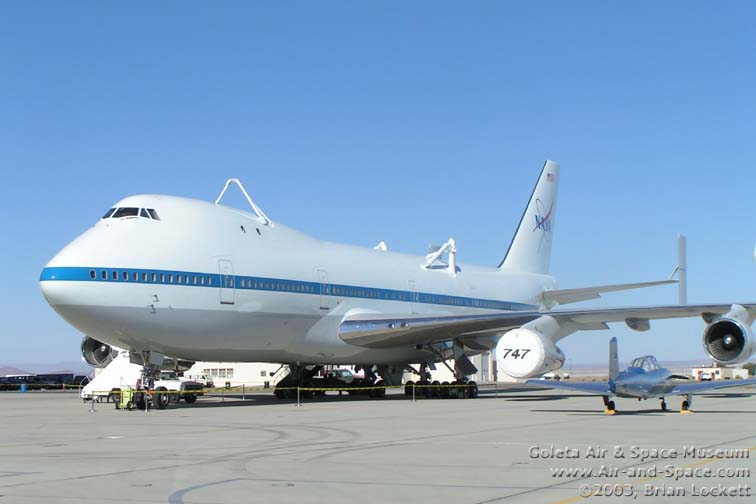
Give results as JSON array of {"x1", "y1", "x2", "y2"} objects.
[
  {"x1": 607, "y1": 400, "x2": 616, "y2": 411},
  {"x1": 126, "y1": 401, "x2": 134, "y2": 410},
  {"x1": 373, "y1": 380, "x2": 386, "y2": 398},
  {"x1": 154, "y1": 387, "x2": 170, "y2": 410},
  {"x1": 440, "y1": 381, "x2": 450, "y2": 399},
  {"x1": 404, "y1": 381, "x2": 415, "y2": 397},
  {"x1": 183, "y1": 394, "x2": 197, "y2": 404},
  {"x1": 431, "y1": 380, "x2": 440, "y2": 398},
  {"x1": 135, "y1": 391, "x2": 147, "y2": 411},
  {"x1": 449, "y1": 381, "x2": 459, "y2": 399},
  {"x1": 109, "y1": 388, "x2": 122, "y2": 405},
  {"x1": 682, "y1": 400, "x2": 689, "y2": 411},
  {"x1": 468, "y1": 381, "x2": 479, "y2": 399}
]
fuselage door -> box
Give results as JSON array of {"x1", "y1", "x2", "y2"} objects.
[
  {"x1": 218, "y1": 259, "x2": 235, "y2": 305},
  {"x1": 317, "y1": 269, "x2": 330, "y2": 311}
]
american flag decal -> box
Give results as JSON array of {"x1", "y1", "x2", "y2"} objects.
[{"x1": 546, "y1": 173, "x2": 554, "y2": 182}]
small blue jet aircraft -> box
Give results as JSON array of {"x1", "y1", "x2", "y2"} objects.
[{"x1": 527, "y1": 337, "x2": 756, "y2": 414}]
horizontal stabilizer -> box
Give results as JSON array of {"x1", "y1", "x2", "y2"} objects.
[{"x1": 541, "y1": 279, "x2": 676, "y2": 308}]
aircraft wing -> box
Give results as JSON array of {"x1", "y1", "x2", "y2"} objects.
[
  {"x1": 339, "y1": 303, "x2": 756, "y2": 349},
  {"x1": 667, "y1": 378, "x2": 756, "y2": 395},
  {"x1": 525, "y1": 379, "x2": 611, "y2": 394},
  {"x1": 540, "y1": 279, "x2": 676, "y2": 307}
]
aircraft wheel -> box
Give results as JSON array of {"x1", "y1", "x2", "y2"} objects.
[
  {"x1": 448, "y1": 381, "x2": 459, "y2": 399},
  {"x1": 404, "y1": 381, "x2": 415, "y2": 397},
  {"x1": 431, "y1": 380, "x2": 440, "y2": 398},
  {"x1": 420, "y1": 381, "x2": 433, "y2": 398},
  {"x1": 468, "y1": 381, "x2": 478, "y2": 398},
  {"x1": 681, "y1": 400, "x2": 689, "y2": 411},
  {"x1": 154, "y1": 387, "x2": 170, "y2": 410},
  {"x1": 606, "y1": 400, "x2": 616, "y2": 412}
]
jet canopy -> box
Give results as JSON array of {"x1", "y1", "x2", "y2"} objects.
[{"x1": 629, "y1": 355, "x2": 660, "y2": 372}]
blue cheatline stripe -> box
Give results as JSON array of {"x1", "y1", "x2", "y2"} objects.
[{"x1": 39, "y1": 266, "x2": 536, "y2": 312}]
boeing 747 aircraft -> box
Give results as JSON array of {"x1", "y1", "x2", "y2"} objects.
[{"x1": 39, "y1": 161, "x2": 756, "y2": 405}]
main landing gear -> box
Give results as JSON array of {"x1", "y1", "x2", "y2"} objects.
[
  {"x1": 603, "y1": 396, "x2": 616, "y2": 415},
  {"x1": 403, "y1": 362, "x2": 479, "y2": 400},
  {"x1": 680, "y1": 395, "x2": 693, "y2": 414}
]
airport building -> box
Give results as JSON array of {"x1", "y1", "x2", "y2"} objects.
[{"x1": 691, "y1": 366, "x2": 749, "y2": 381}]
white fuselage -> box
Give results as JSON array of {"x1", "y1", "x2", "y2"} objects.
[{"x1": 40, "y1": 194, "x2": 556, "y2": 365}]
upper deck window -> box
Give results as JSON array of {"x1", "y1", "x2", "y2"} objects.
[{"x1": 112, "y1": 207, "x2": 139, "y2": 218}]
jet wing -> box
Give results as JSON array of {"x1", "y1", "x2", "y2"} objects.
[
  {"x1": 525, "y1": 379, "x2": 611, "y2": 394},
  {"x1": 541, "y1": 280, "x2": 676, "y2": 307},
  {"x1": 667, "y1": 378, "x2": 756, "y2": 395},
  {"x1": 338, "y1": 303, "x2": 756, "y2": 349}
]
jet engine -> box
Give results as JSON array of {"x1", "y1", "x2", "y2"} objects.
[
  {"x1": 702, "y1": 306, "x2": 755, "y2": 365},
  {"x1": 80, "y1": 336, "x2": 117, "y2": 368},
  {"x1": 496, "y1": 316, "x2": 565, "y2": 379}
]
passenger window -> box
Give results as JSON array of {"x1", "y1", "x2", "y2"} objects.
[
  {"x1": 122, "y1": 271, "x2": 128, "y2": 280},
  {"x1": 200, "y1": 276, "x2": 205, "y2": 285},
  {"x1": 151, "y1": 272, "x2": 157, "y2": 282},
  {"x1": 102, "y1": 208, "x2": 116, "y2": 219},
  {"x1": 142, "y1": 272, "x2": 147, "y2": 282},
  {"x1": 112, "y1": 271, "x2": 117, "y2": 280},
  {"x1": 168, "y1": 274, "x2": 173, "y2": 283},
  {"x1": 90, "y1": 270, "x2": 95, "y2": 279},
  {"x1": 160, "y1": 273, "x2": 165, "y2": 283},
  {"x1": 139, "y1": 208, "x2": 150, "y2": 218},
  {"x1": 206, "y1": 276, "x2": 212, "y2": 285},
  {"x1": 147, "y1": 209, "x2": 160, "y2": 220},
  {"x1": 132, "y1": 272, "x2": 138, "y2": 281},
  {"x1": 193, "y1": 276, "x2": 197, "y2": 285},
  {"x1": 184, "y1": 275, "x2": 189, "y2": 284},
  {"x1": 177, "y1": 275, "x2": 182, "y2": 284},
  {"x1": 112, "y1": 207, "x2": 139, "y2": 218}
]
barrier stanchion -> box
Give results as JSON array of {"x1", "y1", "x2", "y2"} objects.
[
  {"x1": 242, "y1": 384, "x2": 245, "y2": 401},
  {"x1": 296, "y1": 386, "x2": 302, "y2": 407},
  {"x1": 412, "y1": 383, "x2": 416, "y2": 403},
  {"x1": 89, "y1": 395, "x2": 96, "y2": 413}
]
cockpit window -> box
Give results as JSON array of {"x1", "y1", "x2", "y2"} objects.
[
  {"x1": 112, "y1": 207, "x2": 139, "y2": 218},
  {"x1": 139, "y1": 208, "x2": 150, "y2": 218},
  {"x1": 630, "y1": 355, "x2": 660, "y2": 372},
  {"x1": 102, "y1": 208, "x2": 116, "y2": 219},
  {"x1": 147, "y1": 209, "x2": 160, "y2": 220}
]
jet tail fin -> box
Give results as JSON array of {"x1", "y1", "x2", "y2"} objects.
[
  {"x1": 609, "y1": 337, "x2": 619, "y2": 382},
  {"x1": 499, "y1": 160, "x2": 559, "y2": 274}
]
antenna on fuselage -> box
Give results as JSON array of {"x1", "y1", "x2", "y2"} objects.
[{"x1": 215, "y1": 178, "x2": 273, "y2": 226}]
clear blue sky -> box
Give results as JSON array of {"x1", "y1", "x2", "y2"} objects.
[{"x1": 2, "y1": 2, "x2": 756, "y2": 365}]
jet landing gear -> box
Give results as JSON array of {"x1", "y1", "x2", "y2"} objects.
[
  {"x1": 603, "y1": 396, "x2": 616, "y2": 415},
  {"x1": 660, "y1": 398, "x2": 668, "y2": 412},
  {"x1": 680, "y1": 395, "x2": 693, "y2": 414}
]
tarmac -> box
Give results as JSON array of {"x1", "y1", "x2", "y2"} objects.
[{"x1": 1, "y1": 384, "x2": 755, "y2": 504}]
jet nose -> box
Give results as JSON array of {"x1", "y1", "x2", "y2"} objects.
[{"x1": 39, "y1": 265, "x2": 81, "y2": 307}]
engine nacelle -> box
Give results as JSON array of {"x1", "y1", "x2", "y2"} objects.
[
  {"x1": 497, "y1": 323, "x2": 565, "y2": 379},
  {"x1": 80, "y1": 336, "x2": 117, "y2": 368},
  {"x1": 703, "y1": 312, "x2": 755, "y2": 365}
]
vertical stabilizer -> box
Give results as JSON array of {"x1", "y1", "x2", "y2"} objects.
[
  {"x1": 499, "y1": 160, "x2": 559, "y2": 274},
  {"x1": 609, "y1": 337, "x2": 619, "y2": 382}
]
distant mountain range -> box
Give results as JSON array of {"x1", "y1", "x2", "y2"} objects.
[{"x1": 0, "y1": 361, "x2": 92, "y2": 376}]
